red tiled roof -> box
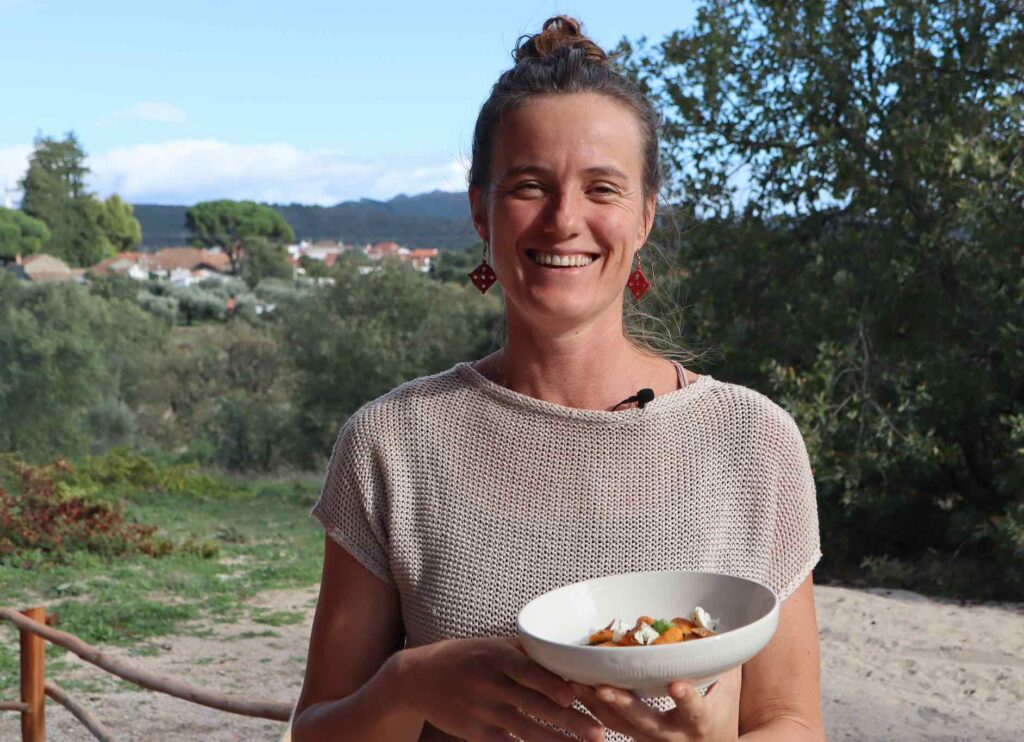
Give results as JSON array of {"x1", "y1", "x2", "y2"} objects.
[
  {"x1": 89, "y1": 252, "x2": 145, "y2": 275},
  {"x1": 150, "y1": 247, "x2": 231, "y2": 272},
  {"x1": 21, "y1": 254, "x2": 72, "y2": 282}
]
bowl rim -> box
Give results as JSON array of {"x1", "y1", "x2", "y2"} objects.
[{"x1": 516, "y1": 569, "x2": 780, "y2": 652}]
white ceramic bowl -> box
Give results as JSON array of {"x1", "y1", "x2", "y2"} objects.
[{"x1": 516, "y1": 570, "x2": 779, "y2": 697}]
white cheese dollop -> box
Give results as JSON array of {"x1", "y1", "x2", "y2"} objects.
[
  {"x1": 609, "y1": 619, "x2": 632, "y2": 643},
  {"x1": 692, "y1": 606, "x2": 718, "y2": 631},
  {"x1": 634, "y1": 622, "x2": 661, "y2": 645}
]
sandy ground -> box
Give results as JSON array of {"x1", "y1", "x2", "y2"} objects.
[{"x1": 2, "y1": 584, "x2": 1022, "y2": 741}]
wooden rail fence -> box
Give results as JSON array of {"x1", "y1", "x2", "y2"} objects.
[{"x1": 1, "y1": 606, "x2": 294, "y2": 742}]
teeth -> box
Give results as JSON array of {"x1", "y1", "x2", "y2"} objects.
[{"x1": 530, "y1": 252, "x2": 595, "y2": 267}]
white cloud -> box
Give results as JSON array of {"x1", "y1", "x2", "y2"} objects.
[
  {"x1": 0, "y1": 139, "x2": 468, "y2": 206},
  {"x1": 111, "y1": 102, "x2": 187, "y2": 124},
  {"x1": 88, "y1": 139, "x2": 468, "y2": 205},
  {"x1": 0, "y1": 145, "x2": 31, "y2": 204}
]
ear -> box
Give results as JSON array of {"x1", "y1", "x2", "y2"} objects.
[
  {"x1": 468, "y1": 185, "x2": 489, "y2": 243},
  {"x1": 639, "y1": 193, "x2": 657, "y2": 244}
]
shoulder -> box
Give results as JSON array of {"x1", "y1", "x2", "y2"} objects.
[
  {"x1": 338, "y1": 363, "x2": 472, "y2": 443},
  {"x1": 692, "y1": 377, "x2": 807, "y2": 456}
]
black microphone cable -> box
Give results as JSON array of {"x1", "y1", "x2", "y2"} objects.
[{"x1": 611, "y1": 387, "x2": 655, "y2": 411}]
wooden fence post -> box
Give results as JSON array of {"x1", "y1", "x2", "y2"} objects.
[{"x1": 20, "y1": 606, "x2": 45, "y2": 742}]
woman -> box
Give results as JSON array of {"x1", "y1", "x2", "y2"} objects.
[{"x1": 292, "y1": 16, "x2": 825, "y2": 742}]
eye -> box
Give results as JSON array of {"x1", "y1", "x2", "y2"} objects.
[
  {"x1": 514, "y1": 181, "x2": 544, "y2": 192},
  {"x1": 590, "y1": 184, "x2": 620, "y2": 197}
]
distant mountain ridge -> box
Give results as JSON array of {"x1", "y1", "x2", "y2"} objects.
[{"x1": 132, "y1": 190, "x2": 475, "y2": 251}]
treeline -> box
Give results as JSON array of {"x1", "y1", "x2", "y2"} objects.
[{"x1": 133, "y1": 192, "x2": 476, "y2": 251}]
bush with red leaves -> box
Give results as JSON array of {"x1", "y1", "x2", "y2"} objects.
[{"x1": 0, "y1": 456, "x2": 172, "y2": 561}]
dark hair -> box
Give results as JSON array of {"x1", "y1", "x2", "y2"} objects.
[{"x1": 468, "y1": 15, "x2": 662, "y2": 205}]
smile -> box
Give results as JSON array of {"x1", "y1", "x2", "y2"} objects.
[{"x1": 527, "y1": 251, "x2": 597, "y2": 268}]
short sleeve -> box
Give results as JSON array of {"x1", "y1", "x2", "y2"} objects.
[
  {"x1": 768, "y1": 411, "x2": 822, "y2": 601},
  {"x1": 310, "y1": 412, "x2": 394, "y2": 586}
]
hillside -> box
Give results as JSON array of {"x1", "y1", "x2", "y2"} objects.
[{"x1": 132, "y1": 190, "x2": 475, "y2": 250}]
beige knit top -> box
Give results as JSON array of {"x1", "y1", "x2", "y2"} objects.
[{"x1": 312, "y1": 361, "x2": 821, "y2": 741}]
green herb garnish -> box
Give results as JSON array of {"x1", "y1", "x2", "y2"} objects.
[{"x1": 651, "y1": 619, "x2": 672, "y2": 634}]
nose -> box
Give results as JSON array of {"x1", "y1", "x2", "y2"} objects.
[{"x1": 543, "y1": 187, "x2": 582, "y2": 240}]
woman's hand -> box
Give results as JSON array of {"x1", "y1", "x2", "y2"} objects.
[
  {"x1": 570, "y1": 667, "x2": 741, "y2": 742},
  {"x1": 396, "y1": 636, "x2": 605, "y2": 742}
]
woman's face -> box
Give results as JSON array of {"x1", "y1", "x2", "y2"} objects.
[{"x1": 470, "y1": 92, "x2": 655, "y2": 333}]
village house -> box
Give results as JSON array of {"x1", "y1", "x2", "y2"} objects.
[
  {"x1": 405, "y1": 248, "x2": 439, "y2": 273},
  {"x1": 286, "y1": 239, "x2": 350, "y2": 277},
  {"x1": 149, "y1": 247, "x2": 232, "y2": 284},
  {"x1": 88, "y1": 252, "x2": 150, "y2": 281},
  {"x1": 7, "y1": 253, "x2": 78, "y2": 283},
  {"x1": 365, "y1": 241, "x2": 404, "y2": 260},
  {"x1": 86, "y1": 247, "x2": 232, "y2": 286},
  {"x1": 363, "y1": 242, "x2": 439, "y2": 273}
]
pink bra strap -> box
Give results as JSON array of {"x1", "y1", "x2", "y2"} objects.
[{"x1": 674, "y1": 361, "x2": 689, "y2": 390}]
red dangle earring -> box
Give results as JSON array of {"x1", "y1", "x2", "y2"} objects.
[
  {"x1": 626, "y1": 250, "x2": 650, "y2": 300},
  {"x1": 468, "y1": 241, "x2": 497, "y2": 294}
]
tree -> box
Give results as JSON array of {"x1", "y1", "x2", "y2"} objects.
[
  {"x1": 298, "y1": 254, "x2": 329, "y2": 278},
  {"x1": 185, "y1": 200, "x2": 295, "y2": 275},
  {"x1": 0, "y1": 275, "x2": 167, "y2": 461},
  {"x1": 281, "y1": 262, "x2": 501, "y2": 467},
  {"x1": 97, "y1": 195, "x2": 142, "y2": 251},
  {"x1": 430, "y1": 246, "x2": 481, "y2": 283},
  {"x1": 624, "y1": 0, "x2": 1023, "y2": 596},
  {"x1": 241, "y1": 236, "x2": 293, "y2": 288},
  {"x1": 18, "y1": 132, "x2": 114, "y2": 267},
  {"x1": 0, "y1": 209, "x2": 50, "y2": 263}
]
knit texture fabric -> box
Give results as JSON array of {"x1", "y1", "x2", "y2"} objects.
[{"x1": 312, "y1": 362, "x2": 821, "y2": 741}]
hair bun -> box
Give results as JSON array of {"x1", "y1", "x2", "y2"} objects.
[{"x1": 513, "y1": 15, "x2": 608, "y2": 66}]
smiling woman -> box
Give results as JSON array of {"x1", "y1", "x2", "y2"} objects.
[{"x1": 292, "y1": 15, "x2": 825, "y2": 742}]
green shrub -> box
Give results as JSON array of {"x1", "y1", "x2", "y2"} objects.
[
  {"x1": 179, "y1": 534, "x2": 220, "y2": 559},
  {"x1": 72, "y1": 447, "x2": 161, "y2": 489},
  {"x1": 207, "y1": 390, "x2": 297, "y2": 471}
]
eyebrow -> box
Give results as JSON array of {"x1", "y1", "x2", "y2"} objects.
[{"x1": 499, "y1": 164, "x2": 630, "y2": 181}]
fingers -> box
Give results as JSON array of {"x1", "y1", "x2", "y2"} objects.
[
  {"x1": 499, "y1": 680, "x2": 605, "y2": 742},
  {"x1": 667, "y1": 681, "x2": 712, "y2": 736},
  {"x1": 572, "y1": 682, "x2": 670, "y2": 738},
  {"x1": 569, "y1": 682, "x2": 636, "y2": 733},
  {"x1": 592, "y1": 686, "x2": 663, "y2": 736},
  {"x1": 498, "y1": 645, "x2": 574, "y2": 708}
]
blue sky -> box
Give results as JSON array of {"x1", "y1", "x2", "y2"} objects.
[{"x1": 0, "y1": 1, "x2": 697, "y2": 205}]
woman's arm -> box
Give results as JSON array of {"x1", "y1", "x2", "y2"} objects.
[
  {"x1": 738, "y1": 574, "x2": 825, "y2": 741},
  {"x1": 292, "y1": 536, "x2": 604, "y2": 742},
  {"x1": 291, "y1": 535, "x2": 423, "y2": 741}
]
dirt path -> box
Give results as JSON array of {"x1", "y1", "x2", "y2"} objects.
[
  {"x1": 817, "y1": 585, "x2": 1023, "y2": 742},
  {"x1": 2, "y1": 585, "x2": 1022, "y2": 741},
  {"x1": 1, "y1": 586, "x2": 317, "y2": 742}
]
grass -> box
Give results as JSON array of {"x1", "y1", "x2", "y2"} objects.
[
  {"x1": 0, "y1": 475, "x2": 324, "y2": 695},
  {"x1": 252, "y1": 609, "x2": 306, "y2": 627}
]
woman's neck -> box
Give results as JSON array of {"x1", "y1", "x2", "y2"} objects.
[{"x1": 477, "y1": 307, "x2": 681, "y2": 411}]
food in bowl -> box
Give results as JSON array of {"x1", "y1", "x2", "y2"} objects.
[
  {"x1": 516, "y1": 570, "x2": 779, "y2": 696},
  {"x1": 585, "y1": 608, "x2": 719, "y2": 647}
]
